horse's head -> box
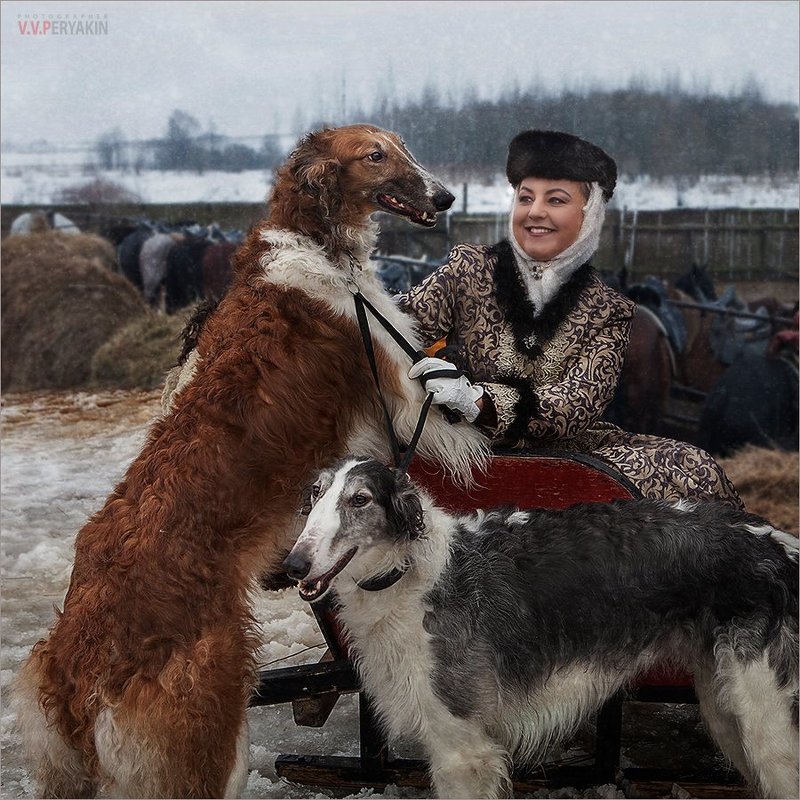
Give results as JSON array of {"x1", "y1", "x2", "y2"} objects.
[{"x1": 676, "y1": 263, "x2": 717, "y2": 303}]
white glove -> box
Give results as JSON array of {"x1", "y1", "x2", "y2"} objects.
[{"x1": 408, "y1": 356, "x2": 484, "y2": 423}]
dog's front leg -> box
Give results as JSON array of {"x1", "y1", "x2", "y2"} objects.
[{"x1": 424, "y1": 724, "x2": 512, "y2": 799}]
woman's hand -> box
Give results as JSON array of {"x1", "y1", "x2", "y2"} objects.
[{"x1": 408, "y1": 357, "x2": 485, "y2": 422}]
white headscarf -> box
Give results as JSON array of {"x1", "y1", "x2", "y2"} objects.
[{"x1": 507, "y1": 182, "x2": 606, "y2": 316}]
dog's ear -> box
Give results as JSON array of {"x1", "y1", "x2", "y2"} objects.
[
  {"x1": 290, "y1": 134, "x2": 341, "y2": 217},
  {"x1": 388, "y1": 471, "x2": 425, "y2": 540}
]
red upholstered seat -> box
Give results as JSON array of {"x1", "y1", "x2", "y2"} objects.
[{"x1": 409, "y1": 450, "x2": 638, "y2": 510}]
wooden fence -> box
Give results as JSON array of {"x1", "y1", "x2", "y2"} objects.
[
  {"x1": 378, "y1": 208, "x2": 799, "y2": 282},
  {"x1": 2, "y1": 203, "x2": 797, "y2": 282}
]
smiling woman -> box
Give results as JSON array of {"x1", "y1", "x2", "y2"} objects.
[{"x1": 398, "y1": 129, "x2": 744, "y2": 508}]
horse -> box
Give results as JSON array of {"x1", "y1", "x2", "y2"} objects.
[
  {"x1": 606, "y1": 265, "x2": 731, "y2": 438},
  {"x1": 372, "y1": 254, "x2": 443, "y2": 294},
  {"x1": 201, "y1": 240, "x2": 237, "y2": 303},
  {"x1": 117, "y1": 222, "x2": 156, "y2": 290},
  {"x1": 9, "y1": 210, "x2": 80, "y2": 236},
  {"x1": 139, "y1": 230, "x2": 181, "y2": 308},
  {"x1": 604, "y1": 303, "x2": 674, "y2": 435},
  {"x1": 674, "y1": 261, "x2": 717, "y2": 303},
  {"x1": 673, "y1": 261, "x2": 796, "y2": 336},
  {"x1": 698, "y1": 349, "x2": 799, "y2": 456},
  {"x1": 163, "y1": 229, "x2": 210, "y2": 314}
]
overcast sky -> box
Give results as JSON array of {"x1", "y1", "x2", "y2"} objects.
[{"x1": 1, "y1": 0, "x2": 798, "y2": 147}]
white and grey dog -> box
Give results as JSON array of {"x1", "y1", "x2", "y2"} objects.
[{"x1": 284, "y1": 456, "x2": 799, "y2": 799}]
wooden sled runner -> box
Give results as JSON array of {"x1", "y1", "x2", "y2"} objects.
[{"x1": 250, "y1": 450, "x2": 746, "y2": 797}]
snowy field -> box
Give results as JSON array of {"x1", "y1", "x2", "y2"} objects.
[
  {"x1": 1, "y1": 153, "x2": 798, "y2": 211},
  {"x1": 2, "y1": 390, "x2": 651, "y2": 800}
]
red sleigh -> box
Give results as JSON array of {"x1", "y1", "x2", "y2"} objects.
[{"x1": 250, "y1": 450, "x2": 744, "y2": 795}]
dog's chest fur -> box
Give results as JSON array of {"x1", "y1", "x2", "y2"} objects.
[
  {"x1": 255, "y1": 228, "x2": 488, "y2": 477},
  {"x1": 333, "y1": 510, "x2": 459, "y2": 744}
]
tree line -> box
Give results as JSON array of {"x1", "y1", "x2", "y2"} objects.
[
  {"x1": 94, "y1": 111, "x2": 285, "y2": 173},
  {"x1": 340, "y1": 84, "x2": 798, "y2": 179},
  {"x1": 97, "y1": 84, "x2": 798, "y2": 179}
]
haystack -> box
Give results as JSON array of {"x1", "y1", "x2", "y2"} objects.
[
  {"x1": 91, "y1": 311, "x2": 187, "y2": 390},
  {"x1": 720, "y1": 445, "x2": 799, "y2": 535},
  {"x1": 2, "y1": 231, "x2": 146, "y2": 391},
  {"x1": 2, "y1": 228, "x2": 118, "y2": 272}
]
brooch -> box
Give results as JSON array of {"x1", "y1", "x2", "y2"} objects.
[{"x1": 529, "y1": 264, "x2": 545, "y2": 281}]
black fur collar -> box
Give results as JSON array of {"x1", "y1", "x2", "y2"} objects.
[{"x1": 490, "y1": 239, "x2": 595, "y2": 360}]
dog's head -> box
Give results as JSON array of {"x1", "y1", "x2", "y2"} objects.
[
  {"x1": 283, "y1": 457, "x2": 424, "y2": 602},
  {"x1": 284, "y1": 124, "x2": 454, "y2": 229}
]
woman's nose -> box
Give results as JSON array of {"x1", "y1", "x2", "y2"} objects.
[{"x1": 526, "y1": 200, "x2": 546, "y2": 218}]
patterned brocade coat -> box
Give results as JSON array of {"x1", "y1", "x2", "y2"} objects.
[{"x1": 398, "y1": 241, "x2": 743, "y2": 508}]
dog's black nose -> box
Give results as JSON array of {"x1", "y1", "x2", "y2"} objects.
[
  {"x1": 433, "y1": 189, "x2": 455, "y2": 211},
  {"x1": 283, "y1": 552, "x2": 311, "y2": 580}
]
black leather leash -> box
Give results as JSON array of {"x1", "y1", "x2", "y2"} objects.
[{"x1": 352, "y1": 289, "x2": 463, "y2": 473}]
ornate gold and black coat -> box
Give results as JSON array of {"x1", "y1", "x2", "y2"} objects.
[{"x1": 399, "y1": 241, "x2": 742, "y2": 508}]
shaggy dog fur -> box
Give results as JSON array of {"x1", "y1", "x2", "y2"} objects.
[
  {"x1": 286, "y1": 457, "x2": 799, "y2": 799},
  {"x1": 13, "y1": 125, "x2": 488, "y2": 798}
]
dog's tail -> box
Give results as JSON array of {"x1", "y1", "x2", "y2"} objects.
[{"x1": 692, "y1": 524, "x2": 799, "y2": 798}]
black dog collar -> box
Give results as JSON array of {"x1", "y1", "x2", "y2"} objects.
[{"x1": 357, "y1": 564, "x2": 409, "y2": 592}]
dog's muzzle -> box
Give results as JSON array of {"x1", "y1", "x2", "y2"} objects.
[{"x1": 283, "y1": 546, "x2": 358, "y2": 602}]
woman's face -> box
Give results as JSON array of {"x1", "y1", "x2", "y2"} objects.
[{"x1": 511, "y1": 177, "x2": 587, "y2": 261}]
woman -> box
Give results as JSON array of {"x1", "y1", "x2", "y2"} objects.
[{"x1": 400, "y1": 129, "x2": 742, "y2": 507}]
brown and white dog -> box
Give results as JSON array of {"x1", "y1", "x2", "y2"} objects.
[{"x1": 13, "y1": 125, "x2": 488, "y2": 798}]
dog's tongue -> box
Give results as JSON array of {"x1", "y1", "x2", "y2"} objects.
[{"x1": 297, "y1": 547, "x2": 358, "y2": 602}]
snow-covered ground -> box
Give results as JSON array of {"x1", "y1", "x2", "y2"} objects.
[
  {"x1": 3, "y1": 390, "x2": 645, "y2": 800},
  {"x1": 1, "y1": 156, "x2": 798, "y2": 211}
]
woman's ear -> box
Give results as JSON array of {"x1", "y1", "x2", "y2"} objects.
[{"x1": 389, "y1": 471, "x2": 425, "y2": 540}]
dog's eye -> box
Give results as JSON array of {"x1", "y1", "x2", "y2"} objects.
[
  {"x1": 310, "y1": 484, "x2": 322, "y2": 500},
  {"x1": 350, "y1": 493, "x2": 371, "y2": 507},
  {"x1": 367, "y1": 151, "x2": 384, "y2": 162}
]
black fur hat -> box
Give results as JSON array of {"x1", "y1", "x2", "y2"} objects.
[{"x1": 506, "y1": 130, "x2": 617, "y2": 201}]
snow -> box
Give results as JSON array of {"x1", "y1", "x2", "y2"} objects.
[
  {"x1": 2, "y1": 389, "x2": 632, "y2": 799},
  {"x1": 1, "y1": 158, "x2": 797, "y2": 211}
]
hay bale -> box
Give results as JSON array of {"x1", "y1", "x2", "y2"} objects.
[
  {"x1": 720, "y1": 445, "x2": 799, "y2": 535},
  {"x1": 3, "y1": 229, "x2": 118, "y2": 272},
  {"x1": 91, "y1": 311, "x2": 187, "y2": 390},
  {"x1": 2, "y1": 231, "x2": 146, "y2": 391}
]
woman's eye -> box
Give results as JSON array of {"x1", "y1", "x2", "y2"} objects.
[
  {"x1": 350, "y1": 493, "x2": 370, "y2": 507},
  {"x1": 367, "y1": 151, "x2": 384, "y2": 162}
]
